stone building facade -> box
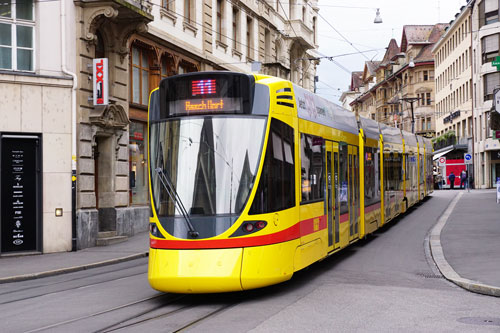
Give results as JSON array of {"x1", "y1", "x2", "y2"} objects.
[
  {"x1": 0, "y1": 0, "x2": 73, "y2": 254},
  {"x1": 470, "y1": 0, "x2": 500, "y2": 188},
  {"x1": 350, "y1": 25, "x2": 447, "y2": 137},
  {"x1": 74, "y1": 0, "x2": 320, "y2": 249},
  {"x1": 433, "y1": 4, "x2": 473, "y2": 140}
]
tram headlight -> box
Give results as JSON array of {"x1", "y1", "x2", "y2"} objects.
[
  {"x1": 255, "y1": 221, "x2": 267, "y2": 229},
  {"x1": 243, "y1": 223, "x2": 255, "y2": 232},
  {"x1": 242, "y1": 221, "x2": 267, "y2": 233},
  {"x1": 149, "y1": 223, "x2": 164, "y2": 238}
]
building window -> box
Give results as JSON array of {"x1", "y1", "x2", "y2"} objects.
[
  {"x1": 184, "y1": 0, "x2": 194, "y2": 24},
  {"x1": 481, "y1": 0, "x2": 499, "y2": 27},
  {"x1": 313, "y1": 17, "x2": 317, "y2": 45},
  {"x1": 216, "y1": 0, "x2": 223, "y2": 42},
  {"x1": 482, "y1": 34, "x2": 499, "y2": 64},
  {"x1": 130, "y1": 44, "x2": 150, "y2": 105},
  {"x1": 232, "y1": 7, "x2": 239, "y2": 50},
  {"x1": 246, "y1": 16, "x2": 253, "y2": 61},
  {"x1": 129, "y1": 121, "x2": 148, "y2": 205},
  {"x1": 0, "y1": 0, "x2": 34, "y2": 71},
  {"x1": 423, "y1": 70, "x2": 428, "y2": 81},
  {"x1": 264, "y1": 29, "x2": 270, "y2": 62},
  {"x1": 162, "y1": 0, "x2": 173, "y2": 11},
  {"x1": 484, "y1": 72, "x2": 500, "y2": 101}
]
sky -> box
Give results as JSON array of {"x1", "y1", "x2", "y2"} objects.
[{"x1": 315, "y1": 0, "x2": 468, "y2": 104}]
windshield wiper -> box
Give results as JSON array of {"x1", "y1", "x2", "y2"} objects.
[{"x1": 154, "y1": 167, "x2": 199, "y2": 238}]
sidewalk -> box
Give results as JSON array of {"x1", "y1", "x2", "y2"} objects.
[
  {"x1": 0, "y1": 231, "x2": 149, "y2": 283},
  {"x1": 429, "y1": 189, "x2": 500, "y2": 297}
]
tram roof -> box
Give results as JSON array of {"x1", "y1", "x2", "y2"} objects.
[
  {"x1": 293, "y1": 84, "x2": 359, "y2": 135},
  {"x1": 402, "y1": 130, "x2": 417, "y2": 147},
  {"x1": 359, "y1": 116, "x2": 380, "y2": 141},
  {"x1": 380, "y1": 123, "x2": 403, "y2": 144}
]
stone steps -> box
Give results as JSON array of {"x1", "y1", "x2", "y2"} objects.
[{"x1": 96, "y1": 231, "x2": 128, "y2": 246}]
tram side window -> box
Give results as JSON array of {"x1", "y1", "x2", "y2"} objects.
[
  {"x1": 384, "y1": 153, "x2": 391, "y2": 191},
  {"x1": 339, "y1": 143, "x2": 349, "y2": 214},
  {"x1": 364, "y1": 147, "x2": 380, "y2": 206},
  {"x1": 300, "y1": 134, "x2": 324, "y2": 203},
  {"x1": 394, "y1": 153, "x2": 403, "y2": 189},
  {"x1": 405, "y1": 154, "x2": 410, "y2": 181},
  {"x1": 420, "y1": 155, "x2": 424, "y2": 183},
  {"x1": 249, "y1": 118, "x2": 295, "y2": 214}
]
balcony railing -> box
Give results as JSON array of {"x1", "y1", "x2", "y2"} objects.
[{"x1": 433, "y1": 135, "x2": 470, "y2": 151}]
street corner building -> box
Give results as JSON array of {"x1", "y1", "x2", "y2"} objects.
[{"x1": 0, "y1": 0, "x2": 320, "y2": 255}]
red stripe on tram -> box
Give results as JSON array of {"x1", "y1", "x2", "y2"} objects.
[{"x1": 151, "y1": 215, "x2": 327, "y2": 250}]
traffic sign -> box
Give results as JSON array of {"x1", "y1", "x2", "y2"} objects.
[
  {"x1": 464, "y1": 153, "x2": 472, "y2": 164},
  {"x1": 493, "y1": 56, "x2": 500, "y2": 69},
  {"x1": 438, "y1": 156, "x2": 446, "y2": 166}
]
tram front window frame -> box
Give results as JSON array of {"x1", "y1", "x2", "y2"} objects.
[{"x1": 150, "y1": 115, "x2": 267, "y2": 219}]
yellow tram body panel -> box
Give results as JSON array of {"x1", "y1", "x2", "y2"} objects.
[{"x1": 148, "y1": 247, "x2": 243, "y2": 293}]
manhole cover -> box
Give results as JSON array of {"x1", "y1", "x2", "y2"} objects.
[{"x1": 458, "y1": 317, "x2": 500, "y2": 326}]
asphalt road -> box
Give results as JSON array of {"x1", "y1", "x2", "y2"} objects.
[{"x1": 1, "y1": 190, "x2": 500, "y2": 332}]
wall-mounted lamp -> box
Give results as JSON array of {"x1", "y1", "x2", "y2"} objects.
[
  {"x1": 409, "y1": 58, "x2": 415, "y2": 68},
  {"x1": 55, "y1": 208, "x2": 63, "y2": 217},
  {"x1": 374, "y1": 8, "x2": 383, "y2": 24}
]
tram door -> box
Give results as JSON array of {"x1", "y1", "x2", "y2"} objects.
[
  {"x1": 338, "y1": 143, "x2": 349, "y2": 249},
  {"x1": 348, "y1": 146, "x2": 359, "y2": 241},
  {"x1": 325, "y1": 141, "x2": 340, "y2": 251}
]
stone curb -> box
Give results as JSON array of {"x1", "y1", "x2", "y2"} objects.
[
  {"x1": 0, "y1": 252, "x2": 149, "y2": 284},
  {"x1": 429, "y1": 192, "x2": 500, "y2": 297}
]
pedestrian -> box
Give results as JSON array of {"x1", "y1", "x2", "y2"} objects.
[
  {"x1": 449, "y1": 172, "x2": 456, "y2": 190},
  {"x1": 460, "y1": 170, "x2": 467, "y2": 189},
  {"x1": 437, "y1": 172, "x2": 443, "y2": 190}
]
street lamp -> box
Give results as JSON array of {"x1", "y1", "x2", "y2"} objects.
[
  {"x1": 400, "y1": 96, "x2": 420, "y2": 133},
  {"x1": 374, "y1": 8, "x2": 383, "y2": 24}
]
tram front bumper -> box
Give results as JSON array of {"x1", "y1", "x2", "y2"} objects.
[
  {"x1": 148, "y1": 240, "x2": 297, "y2": 293},
  {"x1": 148, "y1": 247, "x2": 243, "y2": 293}
]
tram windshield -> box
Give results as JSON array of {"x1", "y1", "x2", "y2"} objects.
[{"x1": 150, "y1": 116, "x2": 267, "y2": 218}]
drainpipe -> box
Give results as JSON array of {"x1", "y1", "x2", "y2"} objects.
[{"x1": 61, "y1": 0, "x2": 78, "y2": 251}]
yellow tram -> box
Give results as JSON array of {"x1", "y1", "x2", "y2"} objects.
[{"x1": 147, "y1": 72, "x2": 433, "y2": 293}]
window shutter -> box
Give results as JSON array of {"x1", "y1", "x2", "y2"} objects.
[
  {"x1": 485, "y1": 0, "x2": 498, "y2": 13},
  {"x1": 483, "y1": 34, "x2": 499, "y2": 53}
]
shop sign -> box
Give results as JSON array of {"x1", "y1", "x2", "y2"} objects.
[
  {"x1": 93, "y1": 58, "x2": 109, "y2": 106},
  {"x1": 1, "y1": 135, "x2": 40, "y2": 253}
]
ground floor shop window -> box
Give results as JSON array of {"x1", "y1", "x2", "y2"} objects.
[{"x1": 129, "y1": 121, "x2": 148, "y2": 205}]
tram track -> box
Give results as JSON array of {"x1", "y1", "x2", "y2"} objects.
[
  {"x1": 23, "y1": 293, "x2": 182, "y2": 333},
  {"x1": 0, "y1": 258, "x2": 147, "y2": 297},
  {"x1": 0, "y1": 261, "x2": 148, "y2": 305},
  {"x1": 98, "y1": 299, "x2": 238, "y2": 333}
]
